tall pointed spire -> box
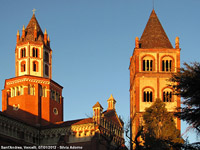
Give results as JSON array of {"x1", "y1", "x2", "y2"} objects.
[{"x1": 139, "y1": 10, "x2": 173, "y2": 49}]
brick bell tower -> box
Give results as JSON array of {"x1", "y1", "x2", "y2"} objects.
[
  {"x1": 129, "y1": 9, "x2": 181, "y2": 146},
  {"x1": 2, "y1": 12, "x2": 63, "y2": 126}
]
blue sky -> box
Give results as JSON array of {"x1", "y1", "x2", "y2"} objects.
[{"x1": 0, "y1": 0, "x2": 199, "y2": 144}]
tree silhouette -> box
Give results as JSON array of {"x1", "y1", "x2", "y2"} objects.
[{"x1": 170, "y1": 62, "x2": 200, "y2": 133}]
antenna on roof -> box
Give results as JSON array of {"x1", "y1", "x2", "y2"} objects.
[
  {"x1": 32, "y1": 8, "x2": 36, "y2": 15},
  {"x1": 152, "y1": 0, "x2": 155, "y2": 10}
]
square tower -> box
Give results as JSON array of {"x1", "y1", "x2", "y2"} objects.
[{"x1": 129, "y1": 10, "x2": 181, "y2": 146}]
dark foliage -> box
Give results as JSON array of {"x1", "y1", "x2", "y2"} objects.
[
  {"x1": 141, "y1": 99, "x2": 184, "y2": 150},
  {"x1": 170, "y1": 62, "x2": 200, "y2": 133}
]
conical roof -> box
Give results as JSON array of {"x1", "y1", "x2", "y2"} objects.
[
  {"x1": 24, "y1": 14, "x2": 44, "y2": 42},
  {"x1": 139, "y1": 10, "x2": 173, "y2": 49}
]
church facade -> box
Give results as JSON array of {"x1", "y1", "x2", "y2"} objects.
[
  {"x1": 0, "y1": 13, "x2": 125, "y2": 149},
  {"x1": 129, "y1": 10, "x2": 181, "y2": 148}
]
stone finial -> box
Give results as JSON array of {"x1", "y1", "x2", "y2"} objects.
[
  {"x1": 44, "y1": 29, "x2": 47, "y2": 35},
  {"x1": 22, "y1": 25, "x2": 25, "y2": 30},
  {"x1": 44, "y1": 29, "x2": 47, "y2": 44},
  {"x1": 175, "y1": 37, "x2": 179, "y2": 49},
  {"x1": 135, "y1": 37, "x2": 139, "y2": 48},
  {"x1": 16, "y1": 30, "x2": 20, "y2": 43},
  {"x1": 22, "y1": 25, "x2": 25, "y2": 38}
]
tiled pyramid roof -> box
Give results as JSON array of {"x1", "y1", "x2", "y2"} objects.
[
  {"x1": 24, "y1": 14, "x2": 44, "y2": 42},
  {"x1": 93, "y1": 101, "x2": 103, "y2": 109},
  {"x1": 139, "y1": 10, "x2": 173, "y2": 49}
]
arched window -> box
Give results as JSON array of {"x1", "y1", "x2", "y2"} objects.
[
  {"x1": 21, "y1": 48, "x2": 26, "y2": 58},
  {"x1": 56, "y1": 92, "x2": 60, "y2": 103},
  {"x1": 142, "y1": 56, "x2": 154, "y2": 71},
  {"x1": 45, "y1": 64, "x2": 49, "y2": 76},
  {"x1": 51, "y1": 90, "x2": 55, "y2": 100},
  {"x1": 16, "y1": 87, "x2": 19, "y2": 96},
  {"x1": 20, "y1": 86, "x2": 23, "y2": 95},
  {"x1": 21, "y1": 61, "x2": 26, "y2": 72},
  {"x1": 163, "y1": 88, "x2": 173, "y2": 102},
  {"x1": 42, "y1": 87, "x2": 46, "y2": 97},
  {"x1": 33, "y1": 61, "x2": 38, "y2": 72},
  {"x1": 44, "y1": 51, "x2": 49, "y2": 62},
  {"x1": 32, "y1": 48, "x2": 38, "y2": 57},
  {"x1": 162, "y1": 56, "x2": 173, "y2": 72},
  {"x1": 143, "y1": 88, "x2": 153, "y2": 102},
  {"x1": 28, "y1": 85, "x2": 35, "y2": 96},
  {"x1": 11, "y1": 87, "x2": 15, "y2": 97}
]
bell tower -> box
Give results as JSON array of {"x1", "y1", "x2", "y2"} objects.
[
  {"x1": 2, "y1": 12, "x2": 63, "y2": 126},
  {"x1": 129, "y1": 9, "x2": 181, "y2": 146},
  {"x1": 15, "y1": 14, "x2": 52, "y2": 79}
]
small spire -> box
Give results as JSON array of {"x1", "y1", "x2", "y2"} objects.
[
  {"x1": 44, "y1": 29, "x2": 47, "y2": 34},
  {"x1": 16, "y1": 30, "x2": 20, "y2": 43},
  {"x1": 135, "y1": 37, "x2": 139, "y2": 48},
  {"x1": 17, "y1": 30, "x2": 20, "y2": 35},
  {"x1": 175, "y1": 37, "x2": 179, "y2": 49},
  {"x1": 35, "y1": 24, "x2": 37, "y2": 30},
  {"x1": 22, "y1": 25, "x2": 25, "y2": 38},
  {"x1": 109, "y1": 94, "x2": 114, "y2": 100},
  {"x1": 44, "y1": 29, "x2": 47, "y2": 44}
]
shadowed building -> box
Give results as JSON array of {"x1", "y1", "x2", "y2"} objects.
[
  {"x1": 0, "y1": 12, "x2": 125, "y2": 149},
  {"x1": 129, "y1": 9, "x2": 181, "y2": 149}
]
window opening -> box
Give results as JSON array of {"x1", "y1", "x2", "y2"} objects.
[
  {"x1": 21, "y1": 48, "x2": 26, "y2": 58},
  {"x1": 143, "y1": 59, "x2": 153, "y2": 71},
  {"x1": 33, "y1": 62, "x2": 38, "y2": 72},
  {"x1": 162, "y1": 58, "x2": 172, "y2": 72},
  {"x1": 45, "y1": 65, "x2": 49, "y2": 76},
  {"x1": 143, "y1": 91, "x2": 153, "y2": 102},
  {"x1": 32, "y1": 48, "x2": 38, "y2": 58},
  {"x1": 163, "y1": 91, "x2": 172, "y2": 102},
  {"x1": 44, "y1": 52, "x2": 49, "y2": 62},
  {"x1": 21, "y1": 62, "x2": 26, "y2": 72}
]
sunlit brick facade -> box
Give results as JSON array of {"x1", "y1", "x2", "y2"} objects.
[
  {"x1": 0, "y1": 13, "x2": 125, "y2": 149},
  {"x1": 129, "y1": 10, "x2": 181, "y2": 148},
  {"x1": 1, "y1": 13, "x2": 63, "y2": 126}
]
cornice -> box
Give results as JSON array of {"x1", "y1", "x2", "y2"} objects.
[{"x1": 6, "y1": 78, "x2": 50, "y2": 85}]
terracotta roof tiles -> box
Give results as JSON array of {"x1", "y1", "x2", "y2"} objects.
[
  {"x1": 139, "y1": 10, "x2": 173, "y2": 49},
  {"x1": 24, "y1": 14, "x2": 44, "y2": 42}
]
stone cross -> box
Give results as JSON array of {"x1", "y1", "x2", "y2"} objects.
[{"x1": 32, "y1": 8, "x2": 36, "y2": 15}]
